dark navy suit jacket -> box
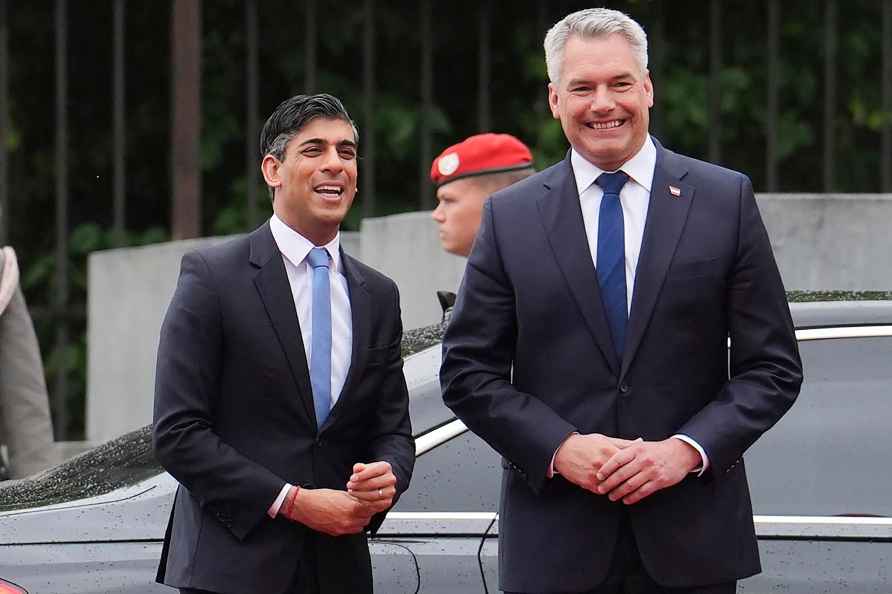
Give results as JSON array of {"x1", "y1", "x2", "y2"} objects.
[
  {"x1": 441, "y1": 142, "x2": 802, "y2": 592},
  {"x1": 153, "y1": 222, "x2": 414, "y2": 594}
]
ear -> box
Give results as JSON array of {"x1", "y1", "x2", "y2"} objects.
[
  {"x1": 261, "y1": 155, "x2": 282, "y2": 191},
  {"x1": 547, "y1": 82, "x2": 561, "y2": 120}
]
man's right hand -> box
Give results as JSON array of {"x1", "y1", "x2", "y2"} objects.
[
  {"x1": 553, "y1": 433, "x2": 637, "y2": 492},
  {"x1": 281, "y1": 487, "x2": 375, "y2": 536}
]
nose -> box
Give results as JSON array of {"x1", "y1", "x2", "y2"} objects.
[
  {"x1": 320, "y1": 146, "x2": 345, "y2": 173},
  {"x1": 589, "y1": 85, "x2": 615, "y2": 113},
  {"x1": 431, "y1": 203, "x2": 445, "y2": 222}
]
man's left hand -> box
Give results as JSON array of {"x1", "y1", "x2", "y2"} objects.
[
  {"x1": 594, "y1": 438, "x2": 702, "y2": 505},
  {"x1": 346, "y1": 461, "x2": 397, "y2": 512}
]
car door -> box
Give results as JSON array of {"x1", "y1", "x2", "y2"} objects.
[
  {"x1": 742, "y1": 325, "x2": 892, "y2": 593},
  {"x1": 373, "y1": 418, "x2": 501, "y2": 594}
]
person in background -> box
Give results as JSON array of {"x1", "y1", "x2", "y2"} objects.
[
  {"x1": 428, "y1": 133, "x2": 535, "y2": 316},
  {"x1": 430, "y1": 133, "x2": 535, "y2": 258},
  {"x1": 0, "y1": 245, "x2": 55, "y2": 480}
]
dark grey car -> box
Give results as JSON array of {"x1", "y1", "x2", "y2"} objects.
[{"x1": 1, "y1": 300, "x2": 891, "y2": 593}]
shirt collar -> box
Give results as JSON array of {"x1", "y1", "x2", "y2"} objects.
[
  {"x1": 570, "y1": 134, "x2": 657, "y2": 196},
  {"x1": 269, "y1": 213, "x2": 342, "y2": 274}
]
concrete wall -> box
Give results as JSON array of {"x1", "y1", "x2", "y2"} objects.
[
  {"x1": 86, "y1": 195, "x2": 892, "y2": 443},
  {"x1": 359, "y1": 212, "x2": 466, "y2": 330},
  {"x1": 757, "y1": 195, "x2": 892, "y2": 290}
]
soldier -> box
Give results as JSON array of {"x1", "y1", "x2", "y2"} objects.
[{"x1": 430, "y1": 133, "x2": 535, "y2": 258}]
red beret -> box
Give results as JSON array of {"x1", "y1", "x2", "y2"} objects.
[{"x1": 430, "y1": 133, "x2": 533, "y2": 187}]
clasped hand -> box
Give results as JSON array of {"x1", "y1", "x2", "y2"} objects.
[
  {"x1": 283, "y1": 461, "x2": 397, "y2": 536},
  {"x1": 553, "y1": 434, "x2": 701, "y2": 505}
]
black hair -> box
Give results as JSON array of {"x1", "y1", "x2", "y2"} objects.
[{"x1": 258, "y1": 93, "x2": 358, "y2": 161}]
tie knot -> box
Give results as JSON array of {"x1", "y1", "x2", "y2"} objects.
[
  {"x1": 307, "y1": 247, "x2": 330, "y2": 270},
  {"x1": 596, "y1": 171, "x2": 630, "y2": 196}
]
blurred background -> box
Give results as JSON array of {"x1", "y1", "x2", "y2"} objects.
[{"x1": 0, "y1": 0, "x2": 890, "y2": 441}]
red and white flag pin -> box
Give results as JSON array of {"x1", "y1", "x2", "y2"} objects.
[{"x1": 669, "y1": 185, "x2": 681, "y2": 197}]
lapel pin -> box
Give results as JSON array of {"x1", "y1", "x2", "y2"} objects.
[{"x1": 669, "y1": 185, "x2": 681, "y2": 197}]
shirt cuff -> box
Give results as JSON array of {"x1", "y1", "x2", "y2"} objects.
[
  {"x1": 268, "y1": 483, "x2": 292, "y2": 518},
  {"x1": 672, "y1": 434, "x2": 709, "y2": 477}
]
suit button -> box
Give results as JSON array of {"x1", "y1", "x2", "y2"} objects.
[{"x1": 619, "y1": 383, "x2": 630, "y2": 394}]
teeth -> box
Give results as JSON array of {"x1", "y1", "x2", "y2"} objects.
[
  {"x1": 315, "y1": 186, "x2": 342, "y2": 194},
  {"x1": 590, "y1": 120, "x2": 622, "y2": 129}
]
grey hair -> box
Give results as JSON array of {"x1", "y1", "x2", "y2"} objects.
[
  {"x1": 544, "y1": 8, "x2": 649, "y2": 84},
  {"x1": 265, "y1": 131, "x2": 298, "y2": 162}
]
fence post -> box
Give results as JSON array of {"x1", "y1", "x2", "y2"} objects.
[
  {"x1": 54, "y1": 0, "x2": 69, "y2": 440},
  {"x1": 113, "y1": 0, "x2": 126, "y2": 244}
]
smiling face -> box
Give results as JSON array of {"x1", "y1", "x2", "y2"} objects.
[
  {"x1": 548, "y1": 33, "x2": 653, "y2": 171},
  {"x1": 261, "y1": 117, "x2": 358, "y2": 245}
]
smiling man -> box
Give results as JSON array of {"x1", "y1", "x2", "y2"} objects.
[
  {"x1": 153, "y1": 94, "x2": 414, "y2": 594},
  {"x1": 441, "y1": 8, "x2": 802, "y2": 594}
]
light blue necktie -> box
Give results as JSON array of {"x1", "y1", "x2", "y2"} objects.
[
  {"x1": 307, "y1": 247, "x2": 332, "y2": 429},
  {"x1": 596, "y1": 171, "x2": 630, "y2": 359}
]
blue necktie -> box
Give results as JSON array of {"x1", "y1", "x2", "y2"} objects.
[
  {"x1": 307, "y1": 247, "x2": 332, "y2": 429},
  {"x1": 596, "y1": 171, "x2": 630, "y2": 359}
]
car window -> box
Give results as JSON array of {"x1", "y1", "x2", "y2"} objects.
[
  {"x1": 0, "y1": 425, "x2": 160, "y2": 512},
  {"x1": 394, "y1": 429, "x2": 501, "y2": 512},
  {"x1": 747, "y1": 334, "x2": 892, "y2": 517}
]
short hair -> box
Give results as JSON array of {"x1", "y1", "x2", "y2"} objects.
[
  {"x1": 544, "y1": 8, "x2": 649, "y2": 85},
  {"x1": 476, "y1": 168, "x2": 536, "y2": 194},
  {"x1": 259, "y1": 93, "x2": 358, "y2": 198}
]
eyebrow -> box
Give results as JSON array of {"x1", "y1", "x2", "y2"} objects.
[
  {"x1": 297, "y1": 138, "x2": 358, "y2": 152},
  {"x1": 567, "y1": 73, "x2": 636, "y2": 86}
]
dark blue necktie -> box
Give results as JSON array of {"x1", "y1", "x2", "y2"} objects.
[
  {"x1": 307, "y1": 247, "x2": 332, "y2": 429},
  {"x1": 596, "y1": 171, "x2": 630, "y2": 359}
]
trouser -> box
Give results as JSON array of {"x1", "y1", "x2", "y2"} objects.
[
  {"x1": 180, "y1": 543, "x2": 319, "y2": 594},
  {"x1": 506, "y1": 512, "x2": 736, "y2": 594}
]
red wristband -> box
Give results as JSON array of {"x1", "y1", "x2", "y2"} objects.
[{"x1": 285, "y1": 485, "x2": 300, "y2": 518}]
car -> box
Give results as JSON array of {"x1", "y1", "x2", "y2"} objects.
[{"x1": 1, "y1": 298, "x2": 891, "y2": 593}]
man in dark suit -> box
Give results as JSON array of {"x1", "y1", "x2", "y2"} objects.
[
  {"x1": 441, "y1": 8, "x2": 802, "y2": 594},
  {"x1": 153, "y1": 93, "x2": 414, "y2": 594}
]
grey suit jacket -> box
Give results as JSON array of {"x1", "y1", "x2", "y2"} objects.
[{"x1": 0, "y1": 247, "x2": 55, "y2": 479}]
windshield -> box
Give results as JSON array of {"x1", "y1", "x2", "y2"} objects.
[{"x1": 0, "y1": 425, "x2": 158, "y2": 512}]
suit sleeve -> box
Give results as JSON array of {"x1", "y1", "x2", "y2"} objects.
[
  {"x1": 152, "y1": 252, "x2": 286, "y2": 541},
  {"x1": 440, "y1": 200, "x2": 577, "y2": 494},
  {"x1": 678, "y1": 174, "x2": 803, "y2": 478},
  {"x1": 366, "y1": 280, "x2": 414, "y2": 535}
]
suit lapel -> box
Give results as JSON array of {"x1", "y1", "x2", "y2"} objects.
[
  {"x1": 622, "y1": 143, "x2": 695, "y2": 379},
  {"x1": 537, "y1": 157, "x2": 620, "y2": 376},
  {"x1": 322, "y1": 250, "x2": 370, "y2": 432},
  {"x1": 249, "y1": 223, "x2": 317, "y2": 427}
]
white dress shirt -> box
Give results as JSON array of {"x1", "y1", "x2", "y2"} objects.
[
  {"x1": 553, "y1": 136, "x2": 709, "y2": 475},
  {"x1": 573, "y1": 136, "x2": 655, "y2": 316},
  {"x1": 267, "y1": 213, "x2": 353, "y2": 517}
]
